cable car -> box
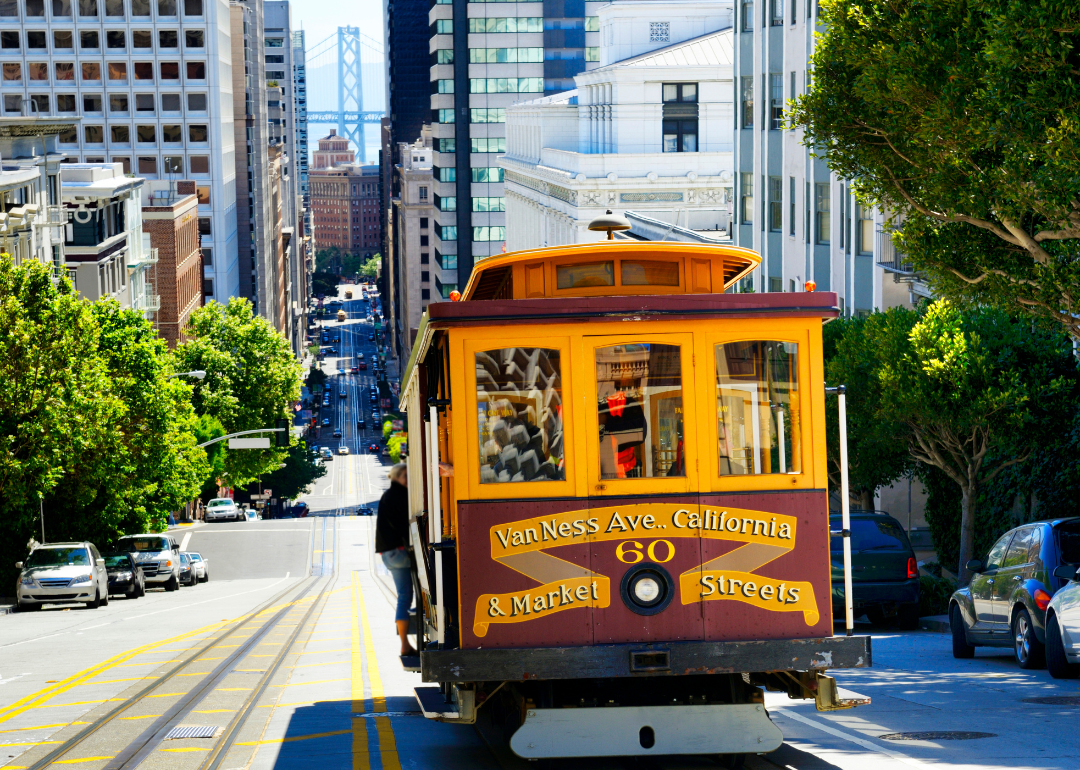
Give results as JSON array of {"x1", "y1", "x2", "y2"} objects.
[{"x1": 399, "y1": 236, "x2": 870, "y2": 762}]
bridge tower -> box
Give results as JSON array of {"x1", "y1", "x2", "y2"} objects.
[{"x1": 337, "y1": 26, "x2": 365, "y2": 161}]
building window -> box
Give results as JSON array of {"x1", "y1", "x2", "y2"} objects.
[
  {"x1": 437, "y1": 78, "x2": 454, "y2": 93},
  {"x1": 420, "y1": 217, "x2": 429, "y2": 229},
  {"x1": 420, "y1": 235, "x2": 429, "y2": 247},
  {"x1": 585, "y1": 15, "x2": 599, "y2": 31},
  {"x1": 768, "y1": 177, "x2": 782, "y2": 232},
  {"x1": 164, "y1": 156, "x2": 183, "y2": 173},
  {"x1": 858, "y1": 205, "x2": 874, "y2": 254},
  {"x1": 439, "y1": 225, "x2": 456, "y2": 240},
  {"x1": 437, "y1": 108, "x2": 454, "y2": 124},
  {"x1": 0, "y1": 31, "x2": 20, "y2": 50},
  {"x1": 469, "y1": 77, "x2": 543, "y2": 93},
  {"x1": 662, "y1": 83, "x2": 698, "y2": 153},
  {"x1": 188, "y1": 124, "x2": 208, "y2": 142},
  {"x1": 161, "y1": 31, "x2": 179, "y2": 48},
  {"x1": 649, "y1": 22, "x2": 669, "y2": 42},
  {"x1": 789, "y1": 177, "x2": 796, "y2": 236},
  {"x1": 419, "y1": 186, "x2": 428, "y2": 200},
  {"x1": 436, "y1": 49, "x2": 453, "y2": 64},
  {"x1": 741, "y1": 173, "x2": 753, "y2": 225},
  {"x1": 27, "y1": 62, "x2": 48, "y2": 81},
  {"x1": 770, "y1": 73, "x2": 783, "y2": 129},
  {"x1": 815, "y1": 183, "x2": 830, "y2": 244},
  {"x1": 83, "y1": 93, "x2": 103, "y2": 112},
  {"x1": 438, "y1": 196, "x2": 456, "y2": 212},
  {"x1": 473, "y1": 226, "x2": 505, "y2": 242},
  {"x1": 110, "y1": 125, "x2": 129, "y2": 142},
  {"x1": 135, "y1": 93, "x2": 154, "y2": 112},
  {"x1": 134, "y1": 61, "x2": 154, "y2": 80},
  {"x1": 437, "y1": 167, "x2": 455, "y2": 182},
  {"x1": 470, "y1": 108, "x2": 505, "y2": 123},
  {"x1": 421, "y1": 288, "x2": 430, "y2": 300},
  {"x1": 740, "y1": 77, "x2": 753, "y2": 129},
  {"x1": 132, "y1": 30, "x2": 151, "y2": 48},
  {"x1": 471, "y1": 137, "x2": 506, "y2": 153},
  {"x1": 56, "y1": 94, "x2": 76, "y2": 112},
  {"x1": 805, "y1": 181, "x2": 810, "y2": 242},
  {"x1": 81, "y1": 30, "x2": 100, "y2": 48},
  {"x1": 187, "y1": 92, "x2": 206, "y2": 111},
  {"x1": 186, "y1": 61, "x2": 205, "y2": 79},
  {"x1": 472, "y1": 197, "x2": 505, "y2": 212},
  {"x1": 741, "y1": 0, "x2": 753, "y2": 30},
  {"x1": 136, "y1": 124, "x2": 155, "y2": 142},
  {"x1": 771, "y1": 0, "x2": 783, "y2": 25},
  {"x1": 137, "y1": 155, "x2": 156, "y2": 174},
  {"x1": 27, "y1": 31, "x2": 46, "y2": 48},
  {"x1": 421, "y1": 270, "x2": 430, "y2": 283},
  {"x1": 471, "y1": 167, "x2": 503, "y2": 182},
  {"x1": 469, "y1": 17, "x2": 542, "y2": 32},
  {"x1": 663, "y1": 120, "x2": 697, "y2": 152},
  {"x1": 468, "y1": 48, "x2": 543, "y2": 63},
  {"x1": 186, "y1": 30, "x2": 204, "y2": 47},
  {"x1": 585, "y1": 47, "x2": 599, "y2": 62},
  {"x1": 435, "y1": 18, "x2": 452, "y2": 34}
]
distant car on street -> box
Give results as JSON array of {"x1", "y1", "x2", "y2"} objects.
[
  {"x1": 830, "y1": 512, "x2": 920, "y2": 629},
  {"x1": 339, "y1": 389, "x2": 347, "y2": 398},
  {"x1": 333, "y1": 430, "x2": 342, "y2": 438},
  {"x1": 103, "y1": 552, "x2": 145, "y2": 599},
  {"x1": 16, "y1": 542, "x2": 110, "y2": 610},
  {"x1": 368, "y1": 333, "x2": 375, "y2": 340},
  {"x1": 338, "y1": 445, "x2": 350, "y2": 455},
  {"x1": 951, "y1": 517, "x2": 1080, "y2": 669},
  {"x1": 357, "y1": 507, "x2": 374, "y2": 516},
  {"x1": 359, "y1": 361, "x2": 367, "y2": 370},
  {"x1": 357, "y1": 418, "x2": 366, "y2": 429},
  {"x1": 188, "y1": 553, "x2": 209, "y2": 583},
  {"x1": 368, "y1": 442, "x2": 379, "y2": 454},
  {"x1": 320, "y1": 448, "x2": 334, "y2": 460},
  {"x1": 322, "y1": 418, "x2": 331, "y2": 426},
  {"x1": 205, "y1": 497, "x2": 242, "y2": 522}
]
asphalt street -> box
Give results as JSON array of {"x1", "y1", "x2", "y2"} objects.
[{"x1": 3, "y1": 288, "x2": 1079, "y2": 770}]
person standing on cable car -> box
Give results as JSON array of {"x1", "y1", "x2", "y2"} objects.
[{"x1": 375, "y1": 463, "x2": 416, "y2": 657}]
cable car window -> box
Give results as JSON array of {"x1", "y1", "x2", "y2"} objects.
[
  {"x1": 595, "y1": 343, "x2": 684, "y2": 479},
  {"x1": 476, "y1": 347, "x2": 565, "y2": 483},
  {"x1": 556, "y1": 261, "x2": 614, "y2": 289},
  {"x1": 621, "y1": 260, "x2": 680, "y2": 286},
  {"x1": 715, "y1": 341, "x2": 801, "y2": 475}
]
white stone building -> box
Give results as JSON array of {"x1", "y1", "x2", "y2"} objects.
[
  {"x1": 61, "y1": 161, "x2": 157, "y2": 315},
  {"x1": 0, "y1": 0, "x2": 239, "y2": 300},
  {"x1": 500, "y1": 3, "x2": 737, "y2": 251}
]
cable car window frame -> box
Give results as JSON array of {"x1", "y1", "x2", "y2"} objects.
[
  {"x1": 459, "y1": 334, "x2": 577, "y2": 500},
  {"x1": 583, "y1": 332, "x2": 697, "y2": 496},
  {"x1": 549, "y1": 256, "x2": 685, "y2": 297},
  {"x1": 699, "y1": 325, "x2": 817, "y2": 492}
]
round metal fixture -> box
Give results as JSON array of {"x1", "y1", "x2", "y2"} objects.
[
  {"x1": 620, "y1": 562, "x2": 674, "y2": 616},
  {"x1": 588, "y1": 210, "x2": 631, "y2": 241}
]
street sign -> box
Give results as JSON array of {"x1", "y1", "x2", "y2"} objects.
[{"x1": 229, "y1": 437, "x2": 271, "y2": 449}]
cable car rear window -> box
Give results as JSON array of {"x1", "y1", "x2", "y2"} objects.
[
  {"x1": 476, "y1": 347, "x2": 565, "y2": 483},
  {"x1": 621, "y1": 260, "x2": 680, "y2": 286},
  {"x1": 556, "y1": 261, "x2": 614, "y2": 289}
]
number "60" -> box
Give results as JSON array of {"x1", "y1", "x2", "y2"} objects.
[{"x1": 616, "y1": 540, "x2": 675, "y2": 564}]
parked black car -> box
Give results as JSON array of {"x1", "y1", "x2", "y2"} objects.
[
  {"x1": 830, "y1": 512, "x2": 920, "y2": 629},
  {"x1": 950, "y1": 517, "x2": 1080, "y2": 669},
  {"x1": 178, "y1": 552, "x2": 197, "y2": 586},
  {"x1": 103, "y1": 552, "x2": 145, "y2": 599}
]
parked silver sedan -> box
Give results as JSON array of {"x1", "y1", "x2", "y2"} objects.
[
  {"x1": 188, "y1": 552, "x2": 209, "y2": 583},
  {"x1": 15, "y1": 542, "x2": 109, "y2": 610}
]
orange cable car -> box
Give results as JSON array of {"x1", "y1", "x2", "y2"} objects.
[{"x1": 399, "y1": 240, "x2": 869, "y2": 761}]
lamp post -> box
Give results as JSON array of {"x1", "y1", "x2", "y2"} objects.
[{"x1": 169, "y1": 370, "x2": 206, "y2": 380}]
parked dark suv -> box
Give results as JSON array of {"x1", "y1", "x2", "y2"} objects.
[
  {"x1": 950, "y1": 518, "x2": 1080, "y2": 669},
  {"x1": 831, "y1": 512, "x2": 920, "y2": 629}
]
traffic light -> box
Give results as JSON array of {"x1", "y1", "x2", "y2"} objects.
[{"x1": 276, "y1": 418, "x2": 290, "y2": 447}]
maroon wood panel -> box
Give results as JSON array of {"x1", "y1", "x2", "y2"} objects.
[
  {"x1": 588, "y1": 495, "x2": 704, "y2": 645},
  {"x1": 698, "y1": 491, "x2": 833, "y2": 641},
  {"x1": 457, "y1": 498, "x2": 594, "y2": 650}
]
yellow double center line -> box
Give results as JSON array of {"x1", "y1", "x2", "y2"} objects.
[{"x1": 351, "y1": 571, "x2": 400, "y2": 770}]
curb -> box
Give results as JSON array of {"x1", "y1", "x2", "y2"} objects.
[
  {"x1": 919, "y1": 615, "x2": 950, "y2": 633},
  {"x1": 0, "y1": 599, "x2": 16, "y2": 616}
]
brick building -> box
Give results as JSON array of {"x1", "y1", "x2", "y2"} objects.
[
  {"x1": 313, "y1": 130, "x2": 356, "y2": 170},
  {"x1": 143, "y1": 183, "x2": 202, "y2": 348},
  {"x1": 310, "y1": 162, "x2": 381, "y2": 258}
]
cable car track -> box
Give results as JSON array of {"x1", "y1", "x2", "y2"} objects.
[{"x1": 16, "y1": 515, "x2": 338, "y2": 770}]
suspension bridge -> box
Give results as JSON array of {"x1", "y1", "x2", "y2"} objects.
[{"x1": 304, "y1": 27, "x2": 386, "y2": 162}]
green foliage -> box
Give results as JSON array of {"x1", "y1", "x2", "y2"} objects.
[
  {"x1": 258, "y1": 440, "x2": 326, "y2": 499},
  {"x1": 306, "y1": 367, "x2": 327, "y2": 391},
  {"x1": 792, "y1": 0, "x2": 1080, "y2": 339},
  {"x1": 387, "y1": 434, "x2": 407, "y2": 463},
  {"x1": 311, "y1": 271, "x2": 338, "y2": 296},
  {"x1": 341, "y1": 252, "x2": 362, "y2": 276},
  {"x1": 192, "y1": 413, "x2": 226, "y2": 502},
  {"x1": 918, "y1": 571, "x2": 958, "y2": 617},
  {"x1": 382, "y1": 420, "x2": 392, "y2": 439},
  {"x1": 315, "y1": 247, "x2": 341, "y2": 273},
  {"x1": 360, "y1": 255, "x2": 380, "y2": 280},
  {"x1": 823, "y1": 314, "x2": 913, "y2": 509},
  {"x1": 174, "y1": 298, "x2": 302, "y2": 486}
]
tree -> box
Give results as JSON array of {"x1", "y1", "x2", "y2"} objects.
[
  {"x1": 823, "y1": 314, "x2": 913, "y2": 510},
  {"x1": 42, "y1": 302, "x2": 209, "y2": 542},
  {"x1": 360, "y1": 255, "x2": 380, "y2": 280},
  {"x1": 873, "y1": 302, "x2": 1075, "y2": 583},
  {"x1": 192, "y1": 413, "x2": 227, "y2": 502},
  {"x1": 259, "y1": 440, "x2": 326, "y2": 499},
  {"x1": 174, "y1": 299, "x2": 302, "y2": 486},
  {"x1": 341, "y1": 252, "x2": 362, "y2": 276},
  {"x1": 311, "y1": 271, "x2": 338, "y2": 297},
  {"x1": 792, "y1": 0, "x2": 1080, "y2": 340},
  {"x1": 315, "y1": 247, "x2": 341, "y2": 273}
]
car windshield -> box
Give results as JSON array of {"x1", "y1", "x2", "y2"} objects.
[
  {"x1": 26, "y1": 547, "x2": 90, "y2": 567},
  {"x1": 189, "y1": 554, "x2": 203, "y2": 562},
  {"x1": 207, "y1": 499, "x2": 232, "y2": 508},
  {"x1": 180, "y1": 554, "x2": 190, "y2": 564},
  {"x1": 120, "y1": 537, "x2": 171, "y2": 552},
  {"x1": 104, "y1": 555, "x2": 131, "y2": 569},
  {"x1": 831, "y1": 518, "x2": 909, "y2": 553},
  {"x1": 1056, "y1": 519, "x2": 1080, "y2": 564}
]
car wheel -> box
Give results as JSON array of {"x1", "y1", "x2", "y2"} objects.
[
  {"x1": 165, "y1": 574, "x2": 179, "y2": 592},
  {"x1": 100, "y1": 588, "x2": 108, "y2": 607},
  {"x1": 897, "y1": 603, "x2": 920, "y2": 631},
  {"x1": 950, "y1": 604, "x2": 975, "y2": 659},
  {"x1": 1046, "y1": 614, "x2": 1080, "y2": 679},
  {"x1": 1013, "y1": 608, "x2": 1046, "y2": 669},
  {"x1": 715, "y1": 754, "x2": 746, "y2": 769},
  {"x1": 17, "y1": 601, "x2": 41, "y2": 612},
  {"x1": 85, "y1": 589, "x2": 101, "y2": 609},
  {"x1": 203, "y1": 571, "x2": 210, "y2": 583},
  {"x1": 126, "y1": 583, "x2": 137, "y2": 598}
]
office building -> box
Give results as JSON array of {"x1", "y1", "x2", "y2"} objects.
[
  {"x1": 730, "y1": 0, "x2": 916, "y2": 310},
  {"x1": 61, "y1": 162, "x2": 158, "y2": 315},
  {"x1": 427, "y1": 0, "x2": 604, "y2": 292},
  {"x1": 312, "y1": 129, "x2": 354, "y2": 169},
  {"x1": 502, "y1": 16, "x2": 736, "y2": 251},
  {"x1": 143, "y1": 184, "x2": 201, "y2": 346},
  {"x1": 309, "y1": 160, "x2": 380, "y2": 257},
  {"x1": 0, "y1": 117, "x2": 69, "y2": 272},
  {"x1": 0, "y1": 0, "x2": 240, "y2": 300},
  {"x1": 291, "y1": 30, "x2": 309, "y2": 218},
  {"x1": 390, "y1": 129, "x2": 436, "y2": 362}
]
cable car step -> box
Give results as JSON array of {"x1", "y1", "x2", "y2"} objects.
[
  {"x1": 414, "y1": 686, "x2": 459, "y2": 719},
  {"x1": 401, "y1": 654, "x2": 420, "y2": 672}
]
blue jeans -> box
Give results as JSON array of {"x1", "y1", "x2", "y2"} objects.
[{"x1": 381, "y1": 548, "x2": 414, "y2": 622}]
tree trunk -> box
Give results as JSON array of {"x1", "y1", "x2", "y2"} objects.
[
  {"x1": 858, "y1": 489, "x2": 874, "y2": 512},
  {"x1": 957, "y1": 483, "x2": 977, "y2": 585}
]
